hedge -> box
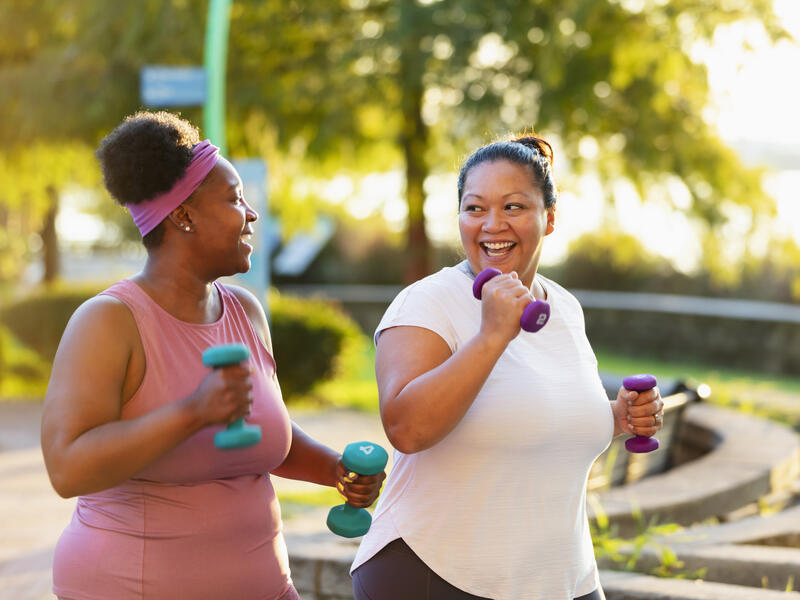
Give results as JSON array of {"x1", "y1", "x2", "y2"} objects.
[
  {"x1": 583, "y1": 307, "x2": 800, "y2": 375},
  {"x1": 0, "y1": 284, "x2": 363, "y2": 402}
]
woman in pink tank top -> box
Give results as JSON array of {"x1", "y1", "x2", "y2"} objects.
[{"x1": 41, "y1": 111, "x2": 385, "y2": 600}]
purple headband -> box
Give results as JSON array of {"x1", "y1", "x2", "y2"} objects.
[{"x1": 127, "y1": 139, "x2": 220, "y2": 236}]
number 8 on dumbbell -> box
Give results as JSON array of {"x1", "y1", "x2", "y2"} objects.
[{"x1": 472, "y1": 267, "x2": 550, "y2": 333}]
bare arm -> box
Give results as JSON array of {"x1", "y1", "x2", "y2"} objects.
[
  {"x1": 270, "y1": 423, "x2": 339, "y2": 485},
  {"x1": 229, "y1": 285, "x2": 384, "y2": 506},
  {"x1": 378, "y1": 272, "x2": 531, "y2": 454},
  {"x1": 41, "y1": 297, "x2": 252, "y2": 498}
]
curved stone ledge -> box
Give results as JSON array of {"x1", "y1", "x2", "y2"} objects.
[
  {"x1": 591, "y1": 403, "x2": 800, "y2": 536},
  {"x1": 599, "y1": 569, "x2": 800, "y2": 599},
  {"x1": 606, "y1": 542, "x2": 800, "y2": 591},
  {"x1": 617, "y1": 503, "x2": 800, "y2": 590}
]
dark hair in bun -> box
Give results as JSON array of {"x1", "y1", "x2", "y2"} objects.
[{"x1": 457, "y1": 133, "x2": 557, "y2": 208}]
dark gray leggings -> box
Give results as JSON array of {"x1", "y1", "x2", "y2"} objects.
[{"x1": 352, "y1": 538, "x2": 605, "y2": 600}]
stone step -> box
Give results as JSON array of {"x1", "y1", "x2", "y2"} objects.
[
  {"x1": 600, "y1": 544, "x2": 800, "y2": 592},
  {"x1": 601, "y1": 570, "x2": 800, "y2": 599}
]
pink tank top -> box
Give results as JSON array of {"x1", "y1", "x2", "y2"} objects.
[{"x1": 52, "y1": 280, "x2": 294, "y2": 600}]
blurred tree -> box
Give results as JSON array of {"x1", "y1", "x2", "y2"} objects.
[
  {"x1": 0, "y1": 1, "x2": 204, "y2": 284},
  {"x1": 0, "y1": 0, "x2": 790, "y2": 285},
  {"x1": 0, "y1": 144, "x2": 98, "y2": 285},
  {"x1": 225, "y1": 0, "x2": 788, "y2": 282}
]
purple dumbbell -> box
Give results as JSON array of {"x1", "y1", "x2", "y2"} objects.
[
  {"x1": 623, "y1": 374, "x2": 659, "y2": 453},
  {"x1": 472, "y1": 267, "x2": 550, "y2": 333}
]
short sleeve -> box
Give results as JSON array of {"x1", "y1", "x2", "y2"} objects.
[{"x1": 374, "y1": 279, "x2": 459, "y2": 353}]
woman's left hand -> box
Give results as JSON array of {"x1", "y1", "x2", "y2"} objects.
[
  {"x1": 334, "y1": 459, "x2": 386, "y2": 508},
  {"x1": 613, "y1": 386, "x2": 664, "y2": 438}
]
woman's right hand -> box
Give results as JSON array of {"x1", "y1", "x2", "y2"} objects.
[
  {"x1": 478, "y1": 271, "x2": 532, "y2": 346},
  {"x1": 185, "y1": 365, "x2": 254, "y2": 427}
]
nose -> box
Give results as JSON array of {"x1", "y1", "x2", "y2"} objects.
[
  {"x1": 481, "y1": 207, "x2": 507, "y2": 232},
  {"x1": 244, "y1": 199, "x2": 259, "y2": 222}
]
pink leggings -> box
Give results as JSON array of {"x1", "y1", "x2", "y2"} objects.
[{"x1": 352, "y1": 538, "x2": 605, "y2": 600}]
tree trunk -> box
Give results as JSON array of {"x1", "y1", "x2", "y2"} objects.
[
  {"x1": 399, "y1": 43, "x2": 430, "y2": 284},
  {"x1": 41, "y1": 186, "x2": 60, "y2": 286}
]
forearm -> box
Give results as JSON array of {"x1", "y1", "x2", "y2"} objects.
[
  {"x1": 382, "y1": 334, "x2": 506, "y2": 454},
  {"x1": 611, "y1": 400, "x2": 626, "y2": 437},
  {"x1": 45, "y1": 399, "x2": 203, "y2": 498},
  {"x1": 270, "y1": 423, "x2": 340, "y2": 486}
]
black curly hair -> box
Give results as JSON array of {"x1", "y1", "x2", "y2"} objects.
[
  {"x1": 95, "y1": 111, "x2": 200, "y2": 248},
  {"x1": 457, "y1": 134, "x2": 558, "y2": 209}
]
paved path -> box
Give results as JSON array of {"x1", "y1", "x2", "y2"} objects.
[{"x1": 0, "y1": 402, "x2": 389, "y2": 600}]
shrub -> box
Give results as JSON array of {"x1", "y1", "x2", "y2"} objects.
[
  {"x1": 0, "y1": 324, "x2": 50, "y2": 397},
  {"x1": 268, "y1": 290, "x2": 365, "y2": 400},
  {"x1": 0, "y1": 284, "x2": 101, "y2": 361}
]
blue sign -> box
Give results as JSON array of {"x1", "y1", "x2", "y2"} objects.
[
  {"x1": 229, "y1": 159, "x2": 271, "y2": 315},
  {"x1": 140, "y1": 66, "x2": 206, "y2": 107}
]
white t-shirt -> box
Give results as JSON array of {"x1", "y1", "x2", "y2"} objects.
[{"x1": 351, "y1": 265, "x2": 614, "y2": 600}]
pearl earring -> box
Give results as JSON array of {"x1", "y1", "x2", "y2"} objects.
[{"x1": 185, "y1": 226, "x2": 191, "y2": 232}]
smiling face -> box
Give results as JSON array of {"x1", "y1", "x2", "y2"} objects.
[
  {"x1": 458, "y1": 159, "x2": 555, "y2": 288},
  {"x1": 186, "y1": 157, "x2": 258, "y2": 276}
]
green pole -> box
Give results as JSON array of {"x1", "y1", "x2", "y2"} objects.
[{"x1": 203, "y1": 0, "x2": 232, "y2": 156}]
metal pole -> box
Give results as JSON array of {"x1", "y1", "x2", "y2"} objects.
[{"x1": 203, "y1": 0, "x2": 232, "y2": 155}]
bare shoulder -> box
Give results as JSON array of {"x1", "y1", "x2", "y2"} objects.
[
  {"x1": 225, "y1": 284, "x2": 272, "y2": 351},
  {"x1": 61, "y1": 294, "x2": 138, "y2": 344},
  {"x1": 375, "y1": 325, "x2": 452, "y2": 397},
  {"x1": 43, "y1": 293, "x2": 141, "y2": 446}
]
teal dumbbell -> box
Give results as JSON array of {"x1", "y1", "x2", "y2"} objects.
[
  {"x1": 326, "y1": 441, "x2": 389, "y2": 538},
  {"x1": 202, "y1": 344, "x2": 262, "y2": 450}
]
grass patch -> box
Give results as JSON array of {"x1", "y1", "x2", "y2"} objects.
[
  {"x1": 595, "y1": 347, "x2": 800, "y2": 430},
  {"x1": 595, "y1": 347, "x2": 800, "y2": 394},
  {"x1": 277, "y1": 487, "x2": 377, "y2": 520}
]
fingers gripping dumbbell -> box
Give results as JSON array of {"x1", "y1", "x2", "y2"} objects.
[
  {"x1": 472, "y1": 267, "x2": 551, "y2": 332},
  {"x1": 623, "y1": 374, "x2": 659, "y2": 454},
  {"x1": 327, "y1": 441, "x2": 389, "y2": 538},
  {"x1": 202, "y1": 344, "x2": 263, "y2": 450}
]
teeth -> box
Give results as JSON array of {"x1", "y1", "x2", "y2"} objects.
[{"x1": 482, "y1": 242, "x2": 513, "y2": 250}]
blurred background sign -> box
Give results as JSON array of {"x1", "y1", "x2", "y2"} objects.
[
  {"x1": 228, "y1": 158, "x2": 270, "y2": 313},
  {"x1": 140, "y1": 66, "x2": 206, "y2": 108},
  {"x1": 273, "y1": 216, "x2": 335, "y2": 278}
]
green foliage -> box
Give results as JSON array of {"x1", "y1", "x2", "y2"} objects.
[
  {"x1": 0, "y1": 284, "x2": 102, "y2": 361},
  {"x1": 553, "y1": 229, "x2": 679, "y2": 291},
  {"x1": 0, "y1": 142, "x2": 99, "y2": 284},
  {"x1": 0, "y1": 0, "x2": 790, "y2": 283},
  {"x1": 589, "y1": 500, "x2": 707, "y2": 580},
  {"x1": 0, "y1": 323, "x2": 49, "y2": 398},
  {"x1": 300, "y1": 337, "x2": 379, "y2": 412},
  {"x1": 268, "y1": 290, "x2": 366, "y2": 401}
]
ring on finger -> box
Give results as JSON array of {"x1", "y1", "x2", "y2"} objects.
[{"x1": 654, "y1": 413, "x2": 662, "y2": 425}]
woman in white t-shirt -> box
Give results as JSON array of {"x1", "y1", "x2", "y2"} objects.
[{"x1": 351, "y1": 135, "x2": 664, "y2": 600}]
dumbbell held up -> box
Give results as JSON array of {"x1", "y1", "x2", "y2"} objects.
[
  {"x1": 472, "y1": 267, "x2": 550, "y2": 333},
  {"x1": 623, "y1": 374, "x2": 659, "y2": 453},
  {"x1": 327, "y1": 441, "x2": 389, "y2": 538},
  {"x1": 202, "y1": 344, "x2": 262, "y2": 450}
]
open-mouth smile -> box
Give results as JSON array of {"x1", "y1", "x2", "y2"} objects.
[{"x1": 480, "y1": 241, "x2": 516, "y2": 257}]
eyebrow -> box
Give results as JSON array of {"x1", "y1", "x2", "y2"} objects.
[{"x1": 462, "y1": 191, "x2": 530, "y2": 199}]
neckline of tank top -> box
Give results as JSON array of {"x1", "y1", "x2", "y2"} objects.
[
  {"x1": 454, "y1": 260, "x2": 550, "y2": 303},
  {"x1": 122, "y1": 279, "x2": 229, "y2": 328}
]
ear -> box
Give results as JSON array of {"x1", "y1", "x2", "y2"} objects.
[
  {"x1": 545, "y1": 206, "x2": 555, "y2": 235},
  {"x1": 167, "y1": 203, "x2": 193, "y2": 232}
]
